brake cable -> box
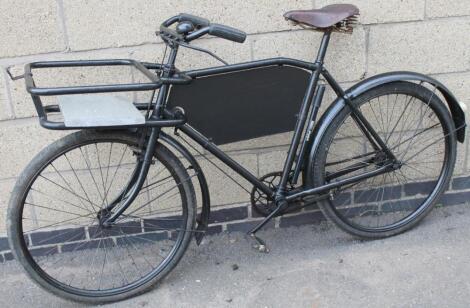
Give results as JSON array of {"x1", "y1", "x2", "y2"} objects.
[{"x1": 177, "y1": 41, "x2": 229, "y2": 66}]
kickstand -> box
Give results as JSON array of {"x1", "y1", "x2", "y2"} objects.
[
  {"x1": 249, "y1": 233, "x2": 269, "y2": 253},
  {"x1": 247, "y1": 200, "x2": 288, "y2": 253}
]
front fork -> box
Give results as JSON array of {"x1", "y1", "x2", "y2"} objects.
[
  {"x1": 101, "y1": 46, "x2": 180, "y2": 225},
  {"x1": 101, "y1": 128, "x2": 160, "y2": 226}
]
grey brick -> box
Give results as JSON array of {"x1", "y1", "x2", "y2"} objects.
[
  {"x1": 226, "y1": 220, "x2": 275, "y2": 233},
  {"x1": 279, "y1": 210, "x2": 324, "y2": 228},
  {"x1": 116, "y1": 232, "x2": 167, "y2": 246},
  {"x1": 176, "y1": 38, "x2": 252, "y2": 71},
  {"x1": 62, "y1": 238, "x2": 113, "y2": 252},
  {"x1": 4, "y1": 252, "x2": 14, "y2": 261},
  {"x1": 455, "y1": 137, "x2": 468, "y2": 176},
  {"x1": 209, "y1": 206, "x2": 248, "y2": 224},
  {"x1": 89, "y1": 221, "x2": 143, "y2": 239},
  {"x1": 63, "y1": 0, "x2": 312, "y2": 51},
  {"x1": 439, "y1": 191, "x2": 470, "y2": 206},
  {"x1": 354, "y1": 185, "x2": 402, "y2": 203},
  {"x1": 115, "y1": 221, "x2": 143, "y2": 234},
  {"x1": 198, "y1": 153, "x2": 257, "y2": 206},
  {"x1": 251, "y1": 205, "x2": 270, "y2": 219},
  {"x1": 252, "y1": 27, "x2": 366, "y2": 82},
  {"x1": 0, "y1": 237, "x2": 9, "y2": 251},
  {"x1": 0, "y1": 120, "x2": 68, "y2": 179},
  {"x1": 427, "y1": 0, "x2": 470, "y2": 18},
  {"x1": 31, "y1": 227, "x2": 86, "y2": 246},
  {"x1": 30, "y1": 246, "x2": 58, "y2": 257},
  {"x1": 452, "y1": 176, "x2": 470, "y2": 190},
  {"x1": 0, "y1": 71, "x2": 13, "y2": 120},
  {"x1": 432, "y1": 72, "x2": 470, "y2": 107},
  {"x1": 0, "y1": 179, "x2": 15, "y2": 234},
  {"x1": 0, "y1": 0, "x2": 65, "y2": 57},
  {"x1": 404, "y1": 181, "x2": 436, "y2": 196},
  {"x1": 316, "y1": 0, "x2": 425, "y2": 24},
  {"x1": 206, "y1": 225, "x2": 223, "y2": 236},
  {"x1": 144, "y1": 216, "x2": 182, "y2": 232},
  {"x1": 382, "y1": 198, "x2": 425, "y2": 213},
  {"x1": 258, "y1": 150, "x2": 288, "y2": 177},
  {"x1": 368, "y1": 18, "x2": 470, "y2": 76},
  {"x1": 338, "y1": 204, "x2": 378, "y2": 217},
  {"x1": 327, "y1": 193, "x2": 352, "y2": 206}
]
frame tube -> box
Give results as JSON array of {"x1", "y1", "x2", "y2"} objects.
[
  {"x1": 292, "y1": 84, "x2": 326, "y2": 184},
  {"x1": 179, "y1": 124, "x2": 273, "y2": 196},
  {"x1": 277, "y1": 31, "x2": 332, "y2": 197},
  {"x1": 286, "y1": 164, "x2": 394, "y2": 201},
  {"x1": 186, "y1": 58, "x2": 318, "y2": 78}
]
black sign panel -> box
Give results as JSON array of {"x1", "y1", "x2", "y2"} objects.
[{"x1": 168, "y1": 66, "x2": 310, "y2": 145}]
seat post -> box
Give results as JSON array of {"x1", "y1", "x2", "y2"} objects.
[{"x1": 315, "y1": 29, "x2": 332, "y2": 64}]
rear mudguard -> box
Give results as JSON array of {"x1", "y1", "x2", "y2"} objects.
[
  {"x1": 158, "y1": 132, "x2": 211, "y2": 245},
  {"x1": 306, "y1": 71, "x2": 467, "y2": 183}
]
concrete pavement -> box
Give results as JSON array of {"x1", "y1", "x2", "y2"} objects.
[{"x1": 1, "y1": 203, "x2": 470, "y2": 307}]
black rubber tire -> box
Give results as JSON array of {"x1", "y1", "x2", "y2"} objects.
[
  {"x1": 7, "y1": 130, "x2": 197, "y2": 303},
  {"x1": 311, "y1": 82, "x2": 457, "y2": 239}
]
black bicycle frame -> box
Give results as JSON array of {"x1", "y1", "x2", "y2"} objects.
[{"x1": 103, "y1": 30, "x2": 398, "y2": 225}]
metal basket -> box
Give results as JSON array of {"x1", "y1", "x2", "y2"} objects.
[{"x1": 24, "y1": 59, "x2": 191, "y2": 130}]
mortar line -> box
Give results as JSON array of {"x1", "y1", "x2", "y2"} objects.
[
  {"x1": 465, "y1": 134, "x2": 469, "y2": 173},
  {"x1": 1, "y1": 68, "x2": 16, "y2": 119},
  {"x1": 249, "y1": 35, "x2": 255, "y2": 61},
  {"x1": 0, "y1": 14, "x2": 469, "y2": 64},
  {"x1": 0, "y1": 29, "x2": 306, "y2": 64},
  {"x1": 430, "y1": 69, "x2": 470, "y2": 77},
  {"x1": 365, "y1": 14, "x2": 470, "y2": 28},
  {"x1": 364, "y1": 25, "x2": 370, "y2": 79},
  {"x1": 423, "y1": 0, "x2": 428, "y2": 20},
  {"x1": 56, "y1": 0, "x2": 70, "y2": 51},
  {"x1": 0, "y1": 116, "x2": 38, "y2": 127}
]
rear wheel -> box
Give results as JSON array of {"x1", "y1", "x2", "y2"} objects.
[
  {"x1": 311, "y1": 82, "x2": 457, "y2": 238},
  {"x1": 7, "y1": 130, "x2": 196, "y2": 303}
]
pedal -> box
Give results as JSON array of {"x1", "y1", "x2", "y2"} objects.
[{"x1": 249, "y1": 233, "x2": 269, "y2": 253}]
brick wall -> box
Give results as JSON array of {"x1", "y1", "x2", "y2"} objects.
[{"x1": 0, "y1": 0, "x2": 469, "y2": 246}]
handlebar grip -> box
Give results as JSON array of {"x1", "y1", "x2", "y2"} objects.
[
  {"x1": 179, "y1": 13, "x2": 210, "y2": 28},
  {"x1": 209, "y1": 24, "x2": 247, "y2": 43}
]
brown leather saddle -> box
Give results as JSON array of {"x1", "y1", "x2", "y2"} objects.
[{"x1": 284, "y1": 4, "x2": 359, "y2": 32}]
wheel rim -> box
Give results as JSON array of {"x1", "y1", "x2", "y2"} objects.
[
  {"x1": 17, "y1": 137, "x2": 192, "y2": 297},
  {"x1": 322, "y1": 88, "x2": 452, "y2": 233}
]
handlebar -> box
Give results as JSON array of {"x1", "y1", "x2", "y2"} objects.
[
  {"x1": 160, "y1": 14, "x2": 247, "y2": 44},
  {"x1": 209, "y1": 24, "x2": 246, "y2": 43}
]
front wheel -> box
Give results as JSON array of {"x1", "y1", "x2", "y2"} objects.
[
  {"x1": 311, "y1": 82, "x2": 457, "y2": 238},
  {"x1": 7, "y1": 130, "x2": 196, "y2": 303}
]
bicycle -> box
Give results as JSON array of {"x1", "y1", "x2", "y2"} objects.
[{"x1": 6, "y1": 4, "x2": 466, "y2": 303}]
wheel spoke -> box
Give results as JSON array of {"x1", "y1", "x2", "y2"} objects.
[
  {"x1": 319, "y1": 86, "x2": 451, "y2": 234},
  {"x1": 13, "y1": 136, "x2": 193, "y2": 297}
]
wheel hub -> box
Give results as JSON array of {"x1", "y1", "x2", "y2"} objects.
[{"x1": 97, "y1": 209, "x2": 112, "y2": 228}]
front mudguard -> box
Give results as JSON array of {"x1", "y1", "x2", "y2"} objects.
[
  {"x1": 305, "y1": 71, "x2": 467, "y2": 183},
  {"x1": 158, "y1": 132, "x2": 211, "y2": 245}
]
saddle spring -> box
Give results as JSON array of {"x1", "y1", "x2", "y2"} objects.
[
  {"x1": 289, "y1": 14, "x2": 359, "y2": 34},
  {"x1": 334, "y1": 15, "x2": 359, "y2": 33}
]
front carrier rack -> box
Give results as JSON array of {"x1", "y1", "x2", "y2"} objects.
[{"x1": 24, "y1": 59, "x2": 192, "y2": 130}]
